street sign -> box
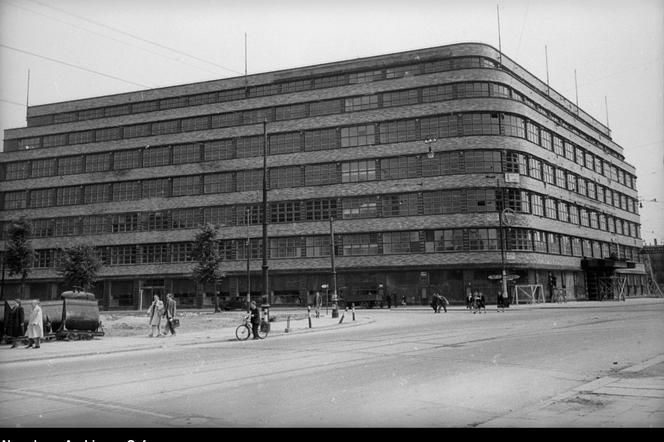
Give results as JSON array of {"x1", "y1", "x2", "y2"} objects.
[{"x1": 488, "y1": 274, "x2": 520, "y2": 281}]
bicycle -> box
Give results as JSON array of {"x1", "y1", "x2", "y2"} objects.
[{"x1": 235, "y1": 314, "x2": 270, "y2": 340}]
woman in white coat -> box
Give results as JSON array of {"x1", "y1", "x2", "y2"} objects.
[
  {"x1": 26, "y1": 300, "x2": 43, "y2": 349},
  {"x1": 146, "y1": 294, "x2": 164, "y2": 337}
]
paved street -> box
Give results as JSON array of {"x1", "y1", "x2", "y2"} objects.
[{"x1": 0, "y1": 299, "x2": 662, "y2": 432}]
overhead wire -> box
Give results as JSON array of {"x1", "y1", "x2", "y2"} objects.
[
  {"x1": 4, "y1": 0, "x2": 226, "y2": 77},
  {"x1": 25, "y1": 0, "x2": 243, "y2": 76},
  {"x1": 0, "y1": 43, "x2": 155, "y2": 89}
]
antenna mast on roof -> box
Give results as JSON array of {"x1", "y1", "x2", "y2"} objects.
[
  {"x1": 244, "y1": 33, "x2": 248, "y2": 92},
  {"x1": 496, "y1": 4, "x2": 503, "y2": 65},
  {"x1": 574, "y1": 69, "x2": 579, "y2": 114},
  {"x1": 25, "y1": 69, "x2": 30, "y2": 122},
  {"x1": 605, "y1": 96, "x2": 610, "y2": 129},
  {"x1": 545, "y1": 45, "x2": 550, "y2": 95}
]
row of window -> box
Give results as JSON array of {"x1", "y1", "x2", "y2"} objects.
[
  {"x1": 2, "y1": 144, "x2": 640, "y2": 221},
  {"x1": 29, "y1": 227, "x2": 640, "y2": 269},
  {"x1": 25, "y1": 56, "x2": 497, "y2": 127},
  {"x1": 3, "y1": 183, "x2": 640, "y2": 246},
  {"x1": 9, "y1": 77, "x2": 625, "y2": 178},
  {"x1": 20, "y1": 51, "x2": 615, "y2": 163}
]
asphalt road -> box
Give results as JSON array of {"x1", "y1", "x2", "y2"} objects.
[{"x1": 1, "y1": 302, "x2": 662, "y2": 428}]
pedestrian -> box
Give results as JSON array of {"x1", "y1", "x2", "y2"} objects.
[
  {"x1": 6, "y1": 300, "x2": 25, "y2": 348},
  {"x1": 146, "y1": 294, "x2": 164, "y2": 337},
  {"x1": 161, "y1": 293, "x2": 177, "y2": 336},
  {"x1": 497, "y1": 289, "x2": 504, "y2": 312},
  {"x1": 249, "y1": 301, "x2": 260, "y2": 339},
  {"x1": 314, "y1": 291, "x2": 322, "y2": 318},
  {"x1": 392, "y1": 293, "x2": 397, "y2": 308},
  {"x1": 386, "y1": 293, "x2": 392, "y2": 309},
  {"x1": 466, "y1": 283, "x2": 473, "y2": 310},
  {"x1": 401, "y1": 295, "x2": 407, "y2": 306},
  {"x1": 440, "y1": 294, "x2": 449, "y2": 313},
  {"x1": 431, "y1": 292, "x2": 440, "y2": 313},
  {"x1": 25, "y1": 300, "x2": 43, "y2": 349}
]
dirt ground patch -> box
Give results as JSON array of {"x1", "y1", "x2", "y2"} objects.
[{"x1": 99, "y1": 310, "x2": 308, "y2": 337}]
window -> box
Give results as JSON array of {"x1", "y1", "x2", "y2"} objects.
[
  {"x1": 383, "y1": 231, "x2": 420, "y2": 254},
  {"x1": 4, "y1": 191, "x2": 27, "y2": 210},
  {"x1": 558, "y1": 202, "x2": 569, "y2": 223},
  {"x1": 270, "y1": 166, "x2": 301, "y2": 189},
  {"x1": 508, "y1": 229, "x2": 532, "y2": 251},
  {"x1": 79, "y1": 108, "x2": 105, "y2": 120},
  {"x1": 467, "y1": 228, "x2": 497, "y2": 251},
  {"x1": 422, "y1": 84, "x2": 454, "y2": 102},
  {"x1": 58, "y1": 156, "x2": 83, "y2": 175},
  {"x1": 82, "y1": 216, "x2": 107, "y2": 235},
  {"x1": 124, "y1": 123, "x2": 151, "y2": 138},
  {"x1": 555, "y1": 169, "x2": 566, "y2": 188},
  {"x1": 172, "y1": 243, "x2": 194, "y2": 262},
  {"x1": 269, "y1": 237, "x2": 301, "y2": 259},
  {"x1": 382, "y1": 89, "x2": 419, "y2": 107},
  {"x1": 112, "y1": 181, "x2": 141, "y2": 201},
  {"x1": 29, "y1": 189, "x2": 53, "y2": 208},
  {"x1": 242, "y1": 108, "x2": 272, "y2": 125},
  {"x1": 460, "y1": 113, "x2": 501, "y2": 136},
  {"x1": 577, "y1": 178, "x2": 587, "y2": 197},
  {"x1": 571, "y1": 237, "x2": 582, "y2": 256},
  {"x1": 464, "y1": 150, "x2": 501, "y2": 173},
  {"x1": 218, "y1": 88, "x2": 245, "y2": 101},
  {"x1": 540, "y1": 130, "x2": 552, "y2": 150},
  {"x1": 204, "y1": 139, "x2": 235, "y2": 161},
  {"x1": 567, "y1": 173, "x2": 577, "y2": 192},
  {"x1": 575, "y1": 147, "x2": 585, "y2": 167},
  {"x1": 420, "y1": 114, "x2": 457, "y2": 139},
  {"x1": 211, "y1": 112, "x2": 240, "y2": 128},
  {"x1": 238, "y1": 205, "x2": 262, "y2": 225},
  {"x1": 114, "y1": 150, "x2": 141, "y2": 170},
  {"x1": 531, "y1": 194, "x2": 543, "y2": 216},
  {"x1": 305, "y1": 236, "x2": 330, "y2": 257},
  {"x1": 385, "y1": 64, "x2": 420, "y2": 79},
  {"x1": 203, "y1": 206, "x2": 234, "y2": 227},
  {"x1": 344, "y1": 95, "x2": 379, "y2": 112},
  {"x1": 305, "y1": 163, "x2": 338, "y2": 186},
  {"x1": 111, "y1": 214, "x2": 140, "y2": 233},
  {"x1": 349, "y1": 70, "x2": 383, "y2": 84},
  {"x1": 146, "y1": 212, "x2": 171, "y2": 231},
  {"x1": 32, "y1": 219, "x2": 54, "y2": 237},
  {"x1": 204, "y1": 173, "x2": 234, "y2": 194},
  {"x1": 543, "y1": 163, "x2": 555, "y2": 184},
  {"x1": 545, "y1": 198, "x2": 557, "y2": 219},
  {"x1": 526, "y1": 121, "x2": 540, "y2": 144},
  {"x1": 341, "y1": 160, "x2": 376, "y2": 183},
  {"x1": 54, "y1": 217, "x2": 79, "y2": 236},
  {"x1": 304, "y1": 128, "x2": 338, "y2": 151},
  {"x1": 342, "y1": 197, "x2": 378, "y2": 219},
  {"x1": 340, "y1": 124, "x2": 375, "y2": 147},
  {"x1": 171, "y1": 208, "x2": 200, "y2": 229},
  {"x1": 342, "y1": 233, "x2": 379, "y2": 256},
  {"x1": 457, "y1": 82, "x2": 490, "y2": 98},
  {"x1": 309, "y1": 100, "x2": 342, "y2": 117},
  {"x1": 69, "y1": 130, "x2": 94, "y2": 145},
  {"x1": 569, "y1": 205, "x2": 579, "y2": 224},
  {"x1": 501, "y1": 114, "x2": 525, "y2": 138},
  {"x1": 41, "y1": 133, "x2": 68, "y2": 148},
  {"x1": 380, "y1": 120, "x2": 418, "y2": 144},
  {"x1": 587, "y1": 181, "x2": 596, "y2": 200},
  {"x1": 528, "y1": 158, "x2": 542, "y2": 180},
  {"x1": 142, "y1": 244, "x2": 170, "y2": 264},
  {"x1": 313, "y1": 75, "x2": 347, "y2": 89},
  {"x1": 31, "y1": 158, "x2": 56, "y2": 177},
  {"x1": 270, "y1": 201, "x2": 301, "y2": 223},
  {"x1": 142, "y1": 178, "x2": 170, "y2": 199},
  {"x1": 380, "y1": 156, "x2": 420, "y2": 180},
  {"x1": 160, "y1": 96, "x2": 189, "y2": 110},
  {"x1": 547, "y1": 233, "x2": 561, "y2": 254},
  {"x1": 172, "y1": 175, "x2": 200, "y2": 196},
  {"x1": 560, "y1": 236, "x2": 572, "y2": 255},
  {"x1": 131, "y1": 101, "x2": 158, "y2": 114},
  {"x1": 5, "y1": 162, "x2": 29, "y2": 180},
  {"x1": 275, "y1": 103, "x2": 307, "y2": 121},
  {"x1": 84, "y1": 183, "x2": 110, "y2": 204},
  {"x1": 236, "y1": 169, "x2": 262, "y2": 192},
  {"x1": 143, "y1": 146, "x2": 170, "y2": 167},
  {"x1": 281, "y1": 79, "x2": 311, "y2": 93},
  {"x1": 182, "y1": 116, "x2": 210, "y2": 132},
  {"x1": 553, "y1": 136, "x2": 565, "y2": 156},
  {"x1": 19, "y1": 137, "x2": 41, "y2": 149},
  {"x1": 34, "y1": 250, "x2": 53, "y2": 268},
  {"x1": 56, "y1": 186, "x2": 80, "y2": 206},
  {"x1": 85, "y1": 152, "x2": 111, "y2": 173},
  {"x1": 305, "y1": 199, "x2": 337, "y2": 221},
  {"x1": 172, "y1": 143, "x2": 201, "y2": 164},
  {"x1": 110, "y1": 245, "x2": 137, "y2": 265},
  {"x1": 236, "y1": 136, "x2": 264, "y2": 158},
  {"x1": 269, "y1": 132, "x2": 302, "y2": 155},
  {"x1": 151, "y1": 120, "x2": 180, "y2": 135},
  {"x1": 533, "y1": 231, "x2": 547, "y2": 252},
  {"x1": 381, "y1": 194, "x2": 419, "y2": 217},
  {"x1": 105, "y1": 104, "x2": 130, "y2": 117}
]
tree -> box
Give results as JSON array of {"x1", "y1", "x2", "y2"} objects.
[
  {"x1": 59, "y1": 244, "x2": 102, "y2": 292},
  {"x1": 191, "y1": 223, "x2": 225, "y2": 312},
  {"x1": 5, "y1": 218, "x2": 36, "y2": 299}
]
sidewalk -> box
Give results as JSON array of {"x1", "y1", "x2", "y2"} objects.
[{"x1": 0, "y1": 309, "x2": 371, "y2": 364}]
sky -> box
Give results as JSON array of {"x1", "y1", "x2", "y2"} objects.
[{"x1": 1, "y1": 0, "x2": 662, "y2": 244}]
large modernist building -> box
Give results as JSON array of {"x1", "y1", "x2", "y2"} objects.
[{"x1": 0, "y1": 42, "x2": 647, "y2": 309}]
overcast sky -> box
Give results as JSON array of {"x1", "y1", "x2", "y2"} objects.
[{"x1": 1, "y1": 0, "x2": 662, "y2": 244}]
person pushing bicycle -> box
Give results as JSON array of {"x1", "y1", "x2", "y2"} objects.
[{"x1": 249, "y1": 301, "x2": 261, "y2": 340}]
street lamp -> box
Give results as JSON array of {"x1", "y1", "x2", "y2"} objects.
[
  {"x1": 245, "y1": 207, "x2": 251, "y2": 313},
  {"x1": 321, "y1": 283, "x2": 329, "y2": 315},
  {"x1": 329, "y1": 217, "x2": 339, "y2": 318}
]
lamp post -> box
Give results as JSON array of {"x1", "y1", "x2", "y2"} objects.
[
  {"x1": 246, "y1": 207, "x2": 251, "y2": 313},
  {"x1": 262, "y1": 120, "x2": 270, "y2": 318},
  {"x1": 321, "y1": 283, "x2": 329, "y2": 315},
  {"x1": 486, "y1": 174, "x2": 509, "y2": 302},
  {"x1": 329, "y1": 217, "x2": 339, "y2": 318}
]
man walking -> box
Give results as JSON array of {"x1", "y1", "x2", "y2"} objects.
[
  {"x1": 26, "y1": 300, "x2": 43, "y2": 349},
  {"x1": 250, "y1": 301, "x2": 260, "y2": 339},
  {"x1": 162, "y1": 293, "x2": 177, "y2": 336}
]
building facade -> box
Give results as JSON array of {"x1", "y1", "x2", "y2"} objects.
[{"x1": 0, "y1": 43, "x2": 647, "y2": 309}]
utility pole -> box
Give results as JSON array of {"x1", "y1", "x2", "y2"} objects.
[{"x1": 262, "y1": 120, "x2": 270, "y2": 314}]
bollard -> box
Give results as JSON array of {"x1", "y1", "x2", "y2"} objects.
[
  {"x1": 338, "y1": 312, "x2": 345, "y2": 324},
  {"x1": 307, "y1": 306, "x2": 312, "y2": 328},
  {"x1": 285, "y1": 315, "x2": 291, "y2": 333},
  {"x1": 352, "y1": 303, "x2": 356, "y2": 321}
]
